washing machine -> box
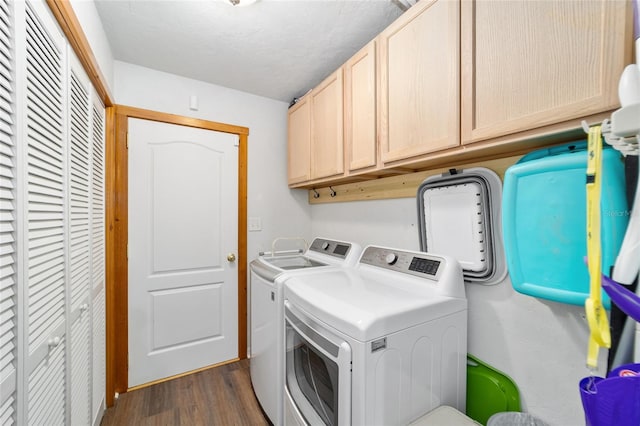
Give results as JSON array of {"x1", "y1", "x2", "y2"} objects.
[
  {"x1": 283, "y1": 245, "x2": 467, "y2": 426},
  {"x1": 249, "y1": 237, "x2": 362, "y2": 425}
]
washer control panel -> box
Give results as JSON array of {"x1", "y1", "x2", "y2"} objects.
[
  {"x1": 360, "y1": 246, "x2": 443, "y2": 281},
  {"x1": 309, "y1": 238, "x2": 353, "y2": 259}
]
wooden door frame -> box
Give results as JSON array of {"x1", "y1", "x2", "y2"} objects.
[{"x1": 105, "y1": 105, "x2": 249, "y2": 406}]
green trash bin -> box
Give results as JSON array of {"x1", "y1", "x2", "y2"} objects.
[{"x1": 466, "y1": 354, "x2": 521, "y2": 425}]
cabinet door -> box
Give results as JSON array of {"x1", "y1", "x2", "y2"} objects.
[
  {"x1": 287, "y1": 97, "x2": 310, "y2": 185},
  {"x1": 379, "y1": 0, "x2": 459, "y2": 164},
  {"x1": 345, "y1": 41, "x2": 377, "y2": 172},
  {"x1": 310, "y1": 69, "x2": 344, "y2": 179},
  {"x1": 462, "y1": 0, "x2": 630, "y2": 144}
]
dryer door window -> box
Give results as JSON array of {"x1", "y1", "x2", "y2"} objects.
[
  {"x1": 285, "y1": 304, "x2": 351, "y2": 426},
  {"x1": 290, "y1": 328, "x2": 338, "y2": 425}
]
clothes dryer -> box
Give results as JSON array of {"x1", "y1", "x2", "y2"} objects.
[{"x1": 283, "y1": 245, "x2": 467, "y2": 426}]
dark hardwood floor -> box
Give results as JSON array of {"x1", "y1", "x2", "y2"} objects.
[{"x1": 101, "y1": 359, "x2": 271, "y2": 426}]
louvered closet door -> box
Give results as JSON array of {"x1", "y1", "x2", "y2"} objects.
[
  {"x1": 23, "y1": 2, "x2": 67, "y2": 424},
  {"x1": 90, "y1": 94, "x2": 105, "y2": 424},
  {"x1": 0, "y1": 0, "x2": 16, "y2": 424},
  {"x1": 68, "y1": 55, "x2": 91, "y2": 426}
]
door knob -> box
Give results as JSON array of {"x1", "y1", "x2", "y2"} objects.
[{"x1": 227, "y1": 253, "x2": 236, "y2": 262}]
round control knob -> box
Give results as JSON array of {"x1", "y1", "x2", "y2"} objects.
[
  {"x1": 321, "y1": 242, "x2": 330, "y2": 250},
  {"x1": 385, "y1": 253, "x2": 398, "y2": 265}
]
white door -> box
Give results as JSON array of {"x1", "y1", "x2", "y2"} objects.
[
  {"x1": 68, "y1": 59, "x2": 92, "y2": 426},
  {"x1": 23, "y1": 2, "x2": 68, "y2": 424},
  {"x1": 128, "y1": 118, "x2": 239, "y2": 387},
  {"x1": 90, "y1": 96, "x2": 106, "y2": 424}
]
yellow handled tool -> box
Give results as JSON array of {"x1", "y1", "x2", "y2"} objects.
[{"x1": 585, "y1": 125, "x2": 611, "y2": 369}]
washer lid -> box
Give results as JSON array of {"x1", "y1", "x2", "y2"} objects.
[
  {"x1": 256, "y1": 237, "x2": 363, "y2": 275},
  {"x1": 284, "y1": 269, "x2": 467, "y2": 342},
  {"x1": 417, "y1": 168, "x2": 507, "y2": 285}
]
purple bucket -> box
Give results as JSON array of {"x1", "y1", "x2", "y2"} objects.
[
  {"x1": 579, "y1": 364, "x2": 640, "y2": 426},
  {"x1": 608, "y1": 363, "x2": 640, "y2": 379}
]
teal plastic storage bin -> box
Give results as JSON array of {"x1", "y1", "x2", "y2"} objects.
[{"x1": 502, "y1": 142, "x2": 628, "y2": 307}]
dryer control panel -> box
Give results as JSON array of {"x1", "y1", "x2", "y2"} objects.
[
  {"x1": 409, "y1": 257, "x2": 441, "y2": 276},
  {"x1": 360, "y1": 246, "x2": 443, "y2": 281}
]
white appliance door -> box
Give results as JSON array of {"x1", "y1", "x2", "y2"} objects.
[
  {"x1": 128, "y1": 118, "x2": 239, "y2": 387},
  {"x1": 249, "y1": 267, "x2": 280, "y2": 423},
  {"x1": 284, "y1": 302, "x2": 351, "y2": 426}
]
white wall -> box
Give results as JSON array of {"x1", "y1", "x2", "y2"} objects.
[
  {"x1": 70, "y1": 0, "x2": 115, "y2": 95},
  {"x1": 113, "y1": 61, "x2": 312, "y2": 262},
  {"x1": 311, "y1": 198, "x2": 605, "y2": 426}
]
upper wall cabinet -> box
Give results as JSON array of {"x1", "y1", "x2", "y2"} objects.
[
  {"x1": 345, "y1": 41, "x2": 377, "y2": 173},
  {"x1": 287, "y1": 0, "x2": 632, "y2": 189},
  {"x1": 461, "y1": 0, "x2": 631, "y2": 145},
  {"x1": 287, "y1": 69, "x2": 345, "y2": 185},
  {"x1": 287, "y1": 95, "x2": 311, "y2": 185},
  {"x1": 310, "y1": 69, "x2": 344, "y2": 180},
  {"x1": 378, "y1": 0, "x2": 460, "y2": 165}
]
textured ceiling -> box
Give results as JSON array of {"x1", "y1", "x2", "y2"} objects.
[{"x1": 94, "y1": 0, "x2": 405, "y2": 102}]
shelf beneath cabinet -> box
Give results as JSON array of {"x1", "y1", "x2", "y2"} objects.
[{"x1": 306, "y1": 154, "x2": 522, "y2": 204}]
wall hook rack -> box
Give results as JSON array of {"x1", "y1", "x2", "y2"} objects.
[
  {"x1": 329, "y1": 187, "x2": 337, "y2": 197},
  {"x1": 312, "y1": 189, "x2": 320, "y2": 199}
]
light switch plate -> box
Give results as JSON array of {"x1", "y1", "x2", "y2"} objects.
[{"x1": 248, "y1": 217, "x2": 262, "y2": 232}]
